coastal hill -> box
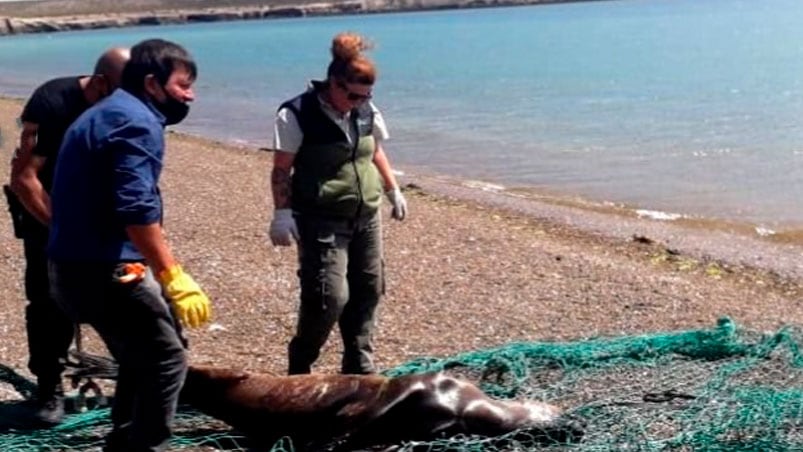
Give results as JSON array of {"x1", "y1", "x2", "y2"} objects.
[{"x1": 0, "y1": 0, "x2": 594, "y2": 35}]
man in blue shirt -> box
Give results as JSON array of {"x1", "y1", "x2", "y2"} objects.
[{"x1": 48, "y1": 38, "x2": 211, "y2": 452}]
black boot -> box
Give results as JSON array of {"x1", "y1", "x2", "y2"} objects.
[{"x1": 33, "y1": 383, "x2": 65, "y2": 426}]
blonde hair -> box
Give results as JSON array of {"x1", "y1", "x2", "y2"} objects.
[{"x1": 327, "y1": 32, "x2": 377, "y2": 85}]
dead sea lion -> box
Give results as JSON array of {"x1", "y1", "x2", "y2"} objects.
[{"x1": 181, "y1": 365, "x2": 584, "y2": 450}]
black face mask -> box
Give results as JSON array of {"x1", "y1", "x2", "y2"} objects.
[{"x1": 154, "y1": 89, "x2": 190, "y2": 125}]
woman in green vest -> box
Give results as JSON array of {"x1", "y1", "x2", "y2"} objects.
[{"x1": 268, "y1": 32, "x2": 407, "y2": 375}]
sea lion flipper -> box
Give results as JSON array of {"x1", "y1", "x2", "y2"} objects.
[{"x1": 188, "y1": 365, "x2": 249, "y2": 383}]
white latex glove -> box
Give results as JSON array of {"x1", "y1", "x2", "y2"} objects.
[
  {"x1": 269, "y1": 208, "x2": 299, "y2": 246},
  {"x1": 385, "y1": 186, "x2": 407, "y2": 221}
]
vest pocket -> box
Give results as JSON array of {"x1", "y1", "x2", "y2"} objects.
[{"x1": 319, "y1": 178, "x2": 359, "y2": 208}]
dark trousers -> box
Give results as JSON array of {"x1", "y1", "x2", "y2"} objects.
[
  {"x1": 289, "y1": 211, "x2": 384, "y2": 375},
  {"x1": 22, "y1": 226, "x2": 73, "y2": 392},
  {"x1": 49, "y1": 261, "x2": 187, "y2": 452}
]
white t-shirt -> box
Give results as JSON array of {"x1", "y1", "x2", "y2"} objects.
[{"x1": 272, "y1": 94, "x2": 389, "y2": 154}]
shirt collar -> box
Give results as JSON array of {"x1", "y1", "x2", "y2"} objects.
[
  {"x1": 309, "y1": 80, "x2": 350, "y2": 120},
  {"x1": 121, "y1": 88, "x2": 166, "y2": 126}
]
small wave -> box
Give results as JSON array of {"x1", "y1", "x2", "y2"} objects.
[
  {"x1": 692, "y1": 148, "x2": 733, "y2": 158},
  {"x1": 462, "y1": 180, "x2": 506, "y2": 192},
  {"x1": 755, "y1": 227, "x2": 776, "y2": 237},
  {"x1": 558, "y1": 145, "x2": 606, "y2": 154},
  {"x1": 229, "y1": 138, "x2": 252, "y2": 147},
  {"x1": 636, "y1": 209, "x2": 684, "y2": 221}
]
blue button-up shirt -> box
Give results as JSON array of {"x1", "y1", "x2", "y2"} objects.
[{"x1": 48, "y1": 88, "x2": 166, "y2": 262}]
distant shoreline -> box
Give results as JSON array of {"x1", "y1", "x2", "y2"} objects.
[{"x1": 0, "y1": 0, "x2": 607, "y2": 36}]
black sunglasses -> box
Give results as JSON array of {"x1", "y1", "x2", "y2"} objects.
[{"x1": 338, "y1": 81, "x2": 372, "y2": 102}]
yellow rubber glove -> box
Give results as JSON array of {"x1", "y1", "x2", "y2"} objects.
[{"x1": 158, "y1": 265, "x2": 211, "y2": 329}]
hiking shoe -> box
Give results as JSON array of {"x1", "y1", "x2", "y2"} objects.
[{"x1": 33, "y1": 393, "x2": 65, "y2": 426}]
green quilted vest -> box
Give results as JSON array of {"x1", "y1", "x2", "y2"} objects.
[{"x1": 280, "y1": 84, "x2": 383, "y2": 218}]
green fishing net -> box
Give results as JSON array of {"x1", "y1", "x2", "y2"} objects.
[{"x1": 2, "y1": 318, "x2": 801, "y2": 451}]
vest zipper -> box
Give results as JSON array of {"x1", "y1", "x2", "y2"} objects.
[{"x1": 350, "y1": 110, "x2": 364, "y2": 220}]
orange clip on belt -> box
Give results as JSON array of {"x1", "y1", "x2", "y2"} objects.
[{"x1": 118, "y1": 263, "x2": 147, "y2": 284}]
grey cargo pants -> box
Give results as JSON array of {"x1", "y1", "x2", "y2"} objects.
[
  {"x1": 49, "y1": 260, "x2": 187, "y2": 452},
  {"x1": 288, "y1": 211, "x2": 384, "y2": 375}
]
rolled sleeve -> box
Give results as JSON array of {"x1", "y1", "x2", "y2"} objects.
[
  {"x1": 109, "y1": 124, "x2": 164, "y2": 226},
  {"x1": 273, "y1": 107, "x2": 303, "y2": 154},
  {"x1": 21, "y1": 96, "x2": 58, "y2": 157},
  {"x1": 370, "y1": 102, "x2": 390, "y2": 141}
]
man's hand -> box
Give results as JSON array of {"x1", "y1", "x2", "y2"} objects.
[
  {"x1": 385, "y1": 186, "x2": 407, "y2": 221},
  {"x1": 269, "y1": 208, "x2": 299, "y2": 246},
  {"x1": 158, "y1": 265, "x2": 211, "y2": 328}
]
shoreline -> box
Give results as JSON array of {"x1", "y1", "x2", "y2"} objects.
[
  {"x1": 399, "y1": 170, "x2": 803, "y2": 281},
  {"x1": 1, "y1": 94, "x2": 803, "y2": 381},
  {"x1": 0, "y1": 0, "x2": 608, "y2": 36},
  {"x1": 5, "y1": 4, "x2": 799, "y2": 236},
  {"x1": 2, "y1": 93, "x2": 802, "y2": 283}
]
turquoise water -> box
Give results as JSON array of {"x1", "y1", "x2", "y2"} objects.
[{"x1": 1, "y1": 0, "x2": 803, "y2": 228}]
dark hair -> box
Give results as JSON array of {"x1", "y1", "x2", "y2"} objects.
[
  {"x1": 121, "y1": 38, "x2": 197, "y2": 94},
  {"x1": 327, "y1": 32, "x2": 376, "y2": 85}
]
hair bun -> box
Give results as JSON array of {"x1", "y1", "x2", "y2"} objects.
[{"x1": 331, "y1": 32, "x2": 373, "y2": 61}]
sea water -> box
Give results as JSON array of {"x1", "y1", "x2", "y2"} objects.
[{"x1": 1, "y1": 0, "x2": 803, "y2": 230}]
